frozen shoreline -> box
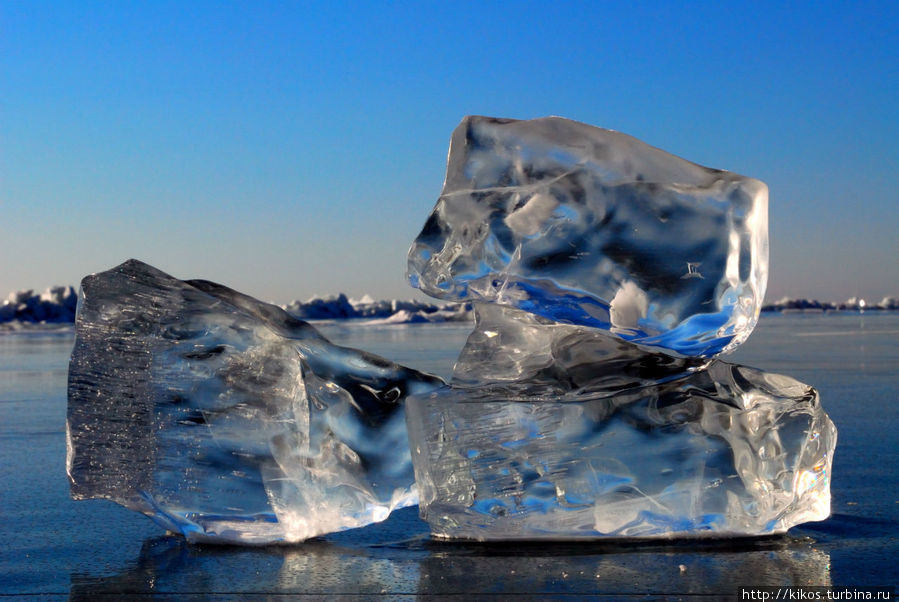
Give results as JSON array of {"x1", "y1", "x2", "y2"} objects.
[{"x1": 2, "y1": 286, "x2": 896, "y2": 327}]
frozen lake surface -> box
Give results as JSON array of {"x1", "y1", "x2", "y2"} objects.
[{"x1": 1, "y1": 313, "x2": 897, "y2": 598}]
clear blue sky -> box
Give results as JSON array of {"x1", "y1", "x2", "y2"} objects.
[{"x1": 2, "y1": 1, "x2": 897, "y2": 304}]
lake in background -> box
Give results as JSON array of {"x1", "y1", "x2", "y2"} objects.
[{"x1": 1, "y1": 313, "x2": 897, "y2": 598}]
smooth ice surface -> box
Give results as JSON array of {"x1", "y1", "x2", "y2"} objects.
[
  {"x1": 407, "y1": 116, "x2": 768, "y2": 356},
  {"x1": 407, "y1": 351, "x2": 835, "y2": 540},
  {"x1": 67, "y1": 260, "x2": 444, "y2": 544}
]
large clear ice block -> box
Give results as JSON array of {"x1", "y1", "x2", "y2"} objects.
[
  {"x1": 407, "y1": 116, "x2": 768, "y2": 357},
  {"x1": 407, "y1": 359, "x2": 835, "y2": 540},
  {"x1": 407, "y1": 303, "x2": 835, "y2": 539},
  {"x1": 67, "y1": 260, "x2": 444, "y2": 544}
]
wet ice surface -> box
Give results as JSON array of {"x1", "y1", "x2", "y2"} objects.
[
  {"x1": 407, "y1": 116, "x2": 768, "y2": 357},
  {"x1": 66, "y1": 260, "x2": 444, "y2": 544},
  {"x1": 0, "y1": 315, "x2": 896, "y2": 596}
]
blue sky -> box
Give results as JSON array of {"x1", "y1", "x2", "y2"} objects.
[{"x1": 2, "y1": 1, "x2": 897, "y2": 304}]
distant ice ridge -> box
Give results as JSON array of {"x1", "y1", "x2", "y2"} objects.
[
  {"x1": 67, "y1": 260, "x2": 445, "y2": 544},
  {"x1": 762, "y1": 296, "x2": 899, "y2": 312},
  {"x1": 282, "y1": 294, "x2": 472, "y2": 323},
  {"x1": 2, "y1": 287, "x2": 894, "y2": 327},
  {"x1": 0, "y1": 286, "x2": 78, "y2": 324},
  {"x1": 0, "y1": 287, "x2": 471, "y2": 326}
]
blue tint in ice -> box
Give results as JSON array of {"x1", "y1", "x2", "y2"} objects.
[
  {"x1": 407, "y1": 116, "x2": 769, "y2": 357},
  {"x1": 405, "y1": 117, "x2": 834, "y2": 541}
]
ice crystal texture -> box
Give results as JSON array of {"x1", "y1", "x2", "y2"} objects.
[
  {"x1": 407, "y1": 116, "x2": 769, "y2": 357},
  {"x1": 406, "y1": 305, "x2": 835, "y2": 540},
  {"x1": 67, "y1": 260, "x2": 444, "y2": 544}
]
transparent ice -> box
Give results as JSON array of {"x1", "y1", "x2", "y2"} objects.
[
  {"x1": 67, "y1": 260, "x2": 444, "y2": 544},
  {"x1": 406, "y1": 305, "x2": 835, "y2": 540},
  {"x1": 68, "y1": 117, "x2": 832, "y2": 544},
  {"x1": 405, "y1": 116, "x2": 834, "y2": 540},
  {"x1": 407, "y1": 116, "x2": 769, "y2": 357}
]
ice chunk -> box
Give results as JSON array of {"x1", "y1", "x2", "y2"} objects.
[
  {"x1": 409, "y1": 302, "x2": 835, "y2": 539},
  {"x1": 407, "y1": 116, "x2": 768, "y2": 356},
  {"x1": 407, "y1": 355, "x2": 835, "y2": 540},
  {"x1": 403, "y1": 116, "x2": 831, "y2": 541},
  {"x1": 67, "y1": 260, "x2": 444, "y2": 544}
]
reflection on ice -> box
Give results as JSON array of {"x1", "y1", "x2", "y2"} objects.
[{"x1": 67, "y1": 525, "x2": 831, "y2": 598}]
